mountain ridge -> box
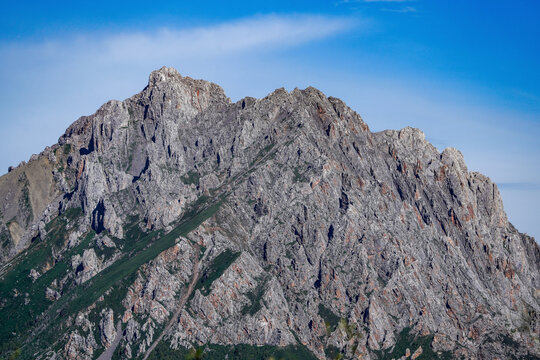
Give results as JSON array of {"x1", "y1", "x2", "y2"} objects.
[{"x1": 0, "y1": 66, "x2": 538, "y2": 359}]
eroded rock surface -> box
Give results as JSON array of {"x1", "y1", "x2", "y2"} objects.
[{"x1": 0, "y1": 67, "x2": 538, "y2": 360}]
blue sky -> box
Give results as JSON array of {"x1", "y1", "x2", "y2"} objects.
[{"x1": 0, "y1": 0, "x2": 539, "y2": 239}]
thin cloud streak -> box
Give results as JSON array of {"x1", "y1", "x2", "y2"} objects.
[
  {"x1": 381, "y1": 6, "x2": 417, "y2": 13},
  {"x1": 1, "y1": 15, "x2": 356, "y2": 65},
  {"x1": 103, "y1": 15, "x2": 356, "y2": 62}
]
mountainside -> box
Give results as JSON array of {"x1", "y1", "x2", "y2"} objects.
[{"x1": 0, "y1": 67, "x2": 538, "y2": 360}]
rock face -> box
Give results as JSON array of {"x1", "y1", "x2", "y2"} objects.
[
  {"x1": 99, "y1": 308, "x2": 116, "y2": 348},
  {"x1": 0, "y1": 67, "x2": 538, "y2": 360},
  {"x1": 72, "y1": 249, "x2": 102, "y2": 285}
]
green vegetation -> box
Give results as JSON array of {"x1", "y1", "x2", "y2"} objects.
[
  {"x1": 147, "y1": 341, "x2": 317, "y2": 360},
  {"x1": 0, "y1": 205, "x2": 85, "y2": 354},
  {"x1": 519, "y1": 302, "x2": 537, "y2": 333},
  {"x1": 6, "y1": 348, "x2": 21, "y2": 360},
  {"x1": 241, "y1": 277, "x2": 267, "y2": 316},
  {"x1": 0, "y1": 223, "x2": 93, "y2": 359},
  {"x1": 1, "y1": 193, "x2": 226, "y2": 359},
  {"x1": 63, "y1": 144, "x2": 72, "y2": 155},
  {"x1": 93, "y1": 239, "x2": 117, "y2": 260},
  {"x1": 317, "y1": 307, "x2": 362, "y2": 358},
  {"x1": 124, "y1": 141, "x2": 136, "y2": 173},
  {"x1": 181, "y1": 195, "x2": 209, "y2": 221},
  {"x1": 318, "y1": 304, "x2": 340, "y2": 334},
  {"x1": 338, "y1": 318, "x2": 361, "y2": 341},
  {"x1": 194, "y1": 249, "x2": 240, "y2": 296},
  {"x1": 0, "y1": 231, "x2": 11, "y2": 250},
  {"x1": 102, "y1": 270, "x2": 138, "y2": 316},
  {"x1": 1, "y1": 137, "x2": 283, "y2": 359},
  {"x1": 501, "y1": 334, "x2": 520, "y2": 349},
  {"x1": 18, "y1": 178, "x2": 33, "y2": 223},
  {"x1": 372, "y1": 327, "x2": 452, "y2": 360},
  {"x1": 324, "y1": 345, "x2": 343, "y2": 360},
  {"x1": 45, "y1": 207, "x2": 83, "y2": 248},
  {"x1": 292, "y1": 167, "x2": 308, "y2": 183},
  {"x1": 484, "y1": 333, "x2": 540, "y2": 360},
  {"x1": 181, "y1": 170, "x2": 201, "y2": 186},
  {"x1": 204, "y1": 343, "x2": 318, "y2": 360},
  {"x1": 64, "y1": 197, "x2": 224, "y2": 317},
  {"x1": 249, "y1": 143, "x2": 275, "y2": 167},
  {"x1": 377, "y1": 274, "x2": 388, "y2": 288}
]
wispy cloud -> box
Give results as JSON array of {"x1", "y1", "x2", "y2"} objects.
[
  {"x1": 381, "y1": 6, "x2": 417, "y2": 13},
  {"x1": 100, "y1": 15, "x2": 355, "y2": 61},
  {"x1": 1, "y1": 15, "x2": 356, "y2": 65}
]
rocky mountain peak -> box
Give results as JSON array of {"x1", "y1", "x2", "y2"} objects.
[
  {"x1": 147, "y1": 66, "x2": 231, "y2": 110},
  {"x1": 148, "y1": 66, "x2": 183, "y2": 86},
  {"x1": 0, "y1": 67, "x2": 538, "y2": 360}
]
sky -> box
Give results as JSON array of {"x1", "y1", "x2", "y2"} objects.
[{"x1": 0, "y1": 0, "x2": 539, "y2": 240}]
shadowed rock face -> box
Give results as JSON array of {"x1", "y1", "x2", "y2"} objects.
[{"x1": 0, "y1": 67, "x2": 538, "y2": 359}]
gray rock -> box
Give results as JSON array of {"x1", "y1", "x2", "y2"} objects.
[
  {"x1": 71, "y1": 249, "x2": 102, "y2": 284},
  {"x1": 99, "y1": 309, "x2": 116, "y2": 348},
  {"x1": 96, "y1": 234, "x2": 116, "y2": 249},
  {"x1": 64, "y1": 331, "x2": 97, "y2": 360},
  {"x1": 0, "y1": 67, "x2": 538, "y2": 360},
  {"x1": 29, "y1": 268, "x2": 41, "y2": 281},
  {"x1": 45, "y1": 287, "x2": 60, "y2": 301}
]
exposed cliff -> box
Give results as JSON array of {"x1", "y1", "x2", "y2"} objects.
[{"x1": 0, "y1": 67, "x2": 538, "y2": 360}]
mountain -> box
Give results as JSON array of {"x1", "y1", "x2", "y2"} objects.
[{"x1": 0, "y1": 67, "x2": 538, "y2": 360}]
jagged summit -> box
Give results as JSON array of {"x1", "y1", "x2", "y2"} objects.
[
  {"x1": 147, "y1": 66, "x2": 231, "y2": 105},
  {"x1": 148, "y1": 66, "x2": 183, "y2": 85},
  {"x1": 0, "y1": 67, "x2": 538, "y2": 360}
]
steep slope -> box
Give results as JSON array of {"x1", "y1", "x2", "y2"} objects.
[{"x1": 0, "y1": 67, "x2": 538, "y2": 360}]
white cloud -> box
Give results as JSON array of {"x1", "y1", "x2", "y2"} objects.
[
  {"x1": 1, "y1": 15, "x2": 355, "y2": 66},
  {"x1": 381, "y1": 6, "x2": 417, "y2": 13},
  {"x1": 97, "y1": 15, "x2": 354, "y2": 63}
]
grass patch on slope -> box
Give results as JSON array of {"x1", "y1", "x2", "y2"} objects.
[
  {"x1": 3, "y1": 196, "x2": 225, "y2": 359},
  {"x1": 4, "y1": 137, "x2": 281, "y2": 359},
  {"x1": 241, "y1": 277, "x2": 267, "y2": 316},
  {"x1": 204, "y1": 343, "x2": 318, "y2": 360},
  {"x1": 194, "y1": 249, "x2": 240, "y2": 296},
  {"x1": 318, "y1": 304, "x2": 340, "y2": 334},
  {"x1": 0, "y1": 231, "x2": 95, "y2": 353},
  {"x1": 372, "y1": 327, "x2": 452, "y2": 360},
  {"x1": 0, "y1": 209, "x2": 90, "y2": 356},
  {"x1": 65, "y1": 196, "x2": 224, "y2": 318},
  {"x1": 181, "y1": 170, "x2": 201, "y2": 187},
  {"x1": 147, "y1": 341, "x2": 318, "y2": 360}
]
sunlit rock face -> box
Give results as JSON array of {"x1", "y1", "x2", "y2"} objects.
[{"x1": 0, "y1": 67, "x2": 538, "y2": 360}]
